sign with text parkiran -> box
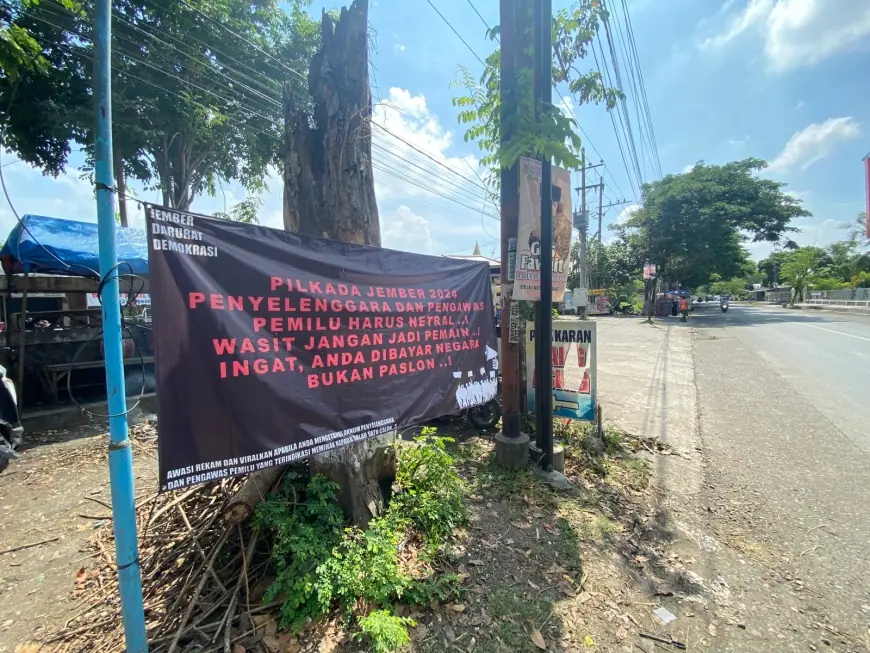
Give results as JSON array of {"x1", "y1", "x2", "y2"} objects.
[
  {"x1": 145, "y1": 205, "x2": 499, "y2": 491},
  {"x1": 525, "y1": 320, "x2": 597, "y2": 421}
]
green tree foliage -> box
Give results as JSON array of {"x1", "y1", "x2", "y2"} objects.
[
  {"x1": 214, "y1": 193, "x2": 263, "y2": 224},
  {"x1": 568, "y1": 237, "x2": 642, "y2": 290},
  {"x1": 847, "y1": 211, "x2": 868, "y2": 248},
  {"x1": 708, "y1": 276, "x2": 746, "y2": 297},
  {"x1": 451, "y1": 0, "x2": 622, "y2": 195},
  {"x1": 0, "y1": 0, "x2": 319, "y2": 210},
  {"x1": 779, "y1": 246, "x2": 818, "y2": 303},
  {"x1": 0, "y1": 0, "x2": 90, "y2": 175},
  {"x1": 254, "y1": 432, "x2": 465, "y2": 639},
  {"x1": 617, "y1": 159, "x2": 809, "y2": 290},
  {"x1": 757, "y1": 250, "x2": 790, "y2": 287},
  {"x1": 0, "y1": 1, "x2": 46, "y2": 79},
  {"x1": 759, "y1": 215, "x2": 870, "y2": 291}
]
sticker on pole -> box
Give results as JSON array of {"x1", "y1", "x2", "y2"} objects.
[
  {"x1": 145, "y1": 204, "x2": 499, "y2": 491},
  {"x1": 525, "y1": 320, "x2": 597, "y2": 421}
]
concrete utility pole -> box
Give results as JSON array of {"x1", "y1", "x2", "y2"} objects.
[
  {"x1": 596, "y1": 197, "x2": 629, "y2": 241},
  {"x1": 573, "y1": 156, "x2": 603, "y2": 305},
  {"x1": 580, "y1": 148, "x2": 587, "y2": 239},
  {"x1": 597, "y1": 181, "x2": 604, "y2": 244}
]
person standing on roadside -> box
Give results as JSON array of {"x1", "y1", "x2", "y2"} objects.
[{"x1": 679, "y1": 296, "x2": 689, "y2": 322}]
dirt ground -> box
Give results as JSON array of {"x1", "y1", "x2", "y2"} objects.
[
  {"x1": 0, "y1": 420, "x2": 158, "y2": 653},
  {"x1": 0, "y1": 408, "x2": 714, "y2": 653},
  {"x1": 5, "y1": 316, "x2": 866, "y2": 652}
]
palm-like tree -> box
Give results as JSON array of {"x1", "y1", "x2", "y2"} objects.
[{"x1": 847, "y1": 212, "x2": 868, "y2": 247}]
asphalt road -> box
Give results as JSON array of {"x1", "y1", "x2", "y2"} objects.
[
  {"x1": 689, "y1": 302, "x2": 870, "y2": 649},
  {"x1": 692, "y1": 302, "x2": 870, "y2": 454}
]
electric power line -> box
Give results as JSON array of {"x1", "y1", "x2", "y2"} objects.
[
  {"x1": 619, "y1": 0, "x2": 661, "y2": 177},
  {"x1": 25, "y1": 2, "x2": 500, "y2": 223},
  {"x1": 372, "y1": 161, "x2": 499, "y2": 220},
  {"x1": 592, "y1": 32, "x2": 641, "y2": 203},
  {"x1": 465, "y1": 0, "x2": 494, "y2": 37},
  {"x1": 177, "y1": 0, "x2": 308, "y2": 84},
  {"x1": 372, "y1": 142, "x2": 494, "y2": 208},
  {"x1": 24, "y1": 35, "x2": 496, "y2": 226},
  {"x1": 600, "y1": 13, "x2": 644, "y2": 189},
  {"x1": 608, "y1": 0, "x2": 661, "y2": 178},
  {"x1": 424, "y1": 0, "x2": 487, "y2": 66},
  {"x1": 30, "y1": 10, "x2": 493, "y2": 204}
]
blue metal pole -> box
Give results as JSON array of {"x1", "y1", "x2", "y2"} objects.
[{"x1": 93, "y1": 0, "x2": 149, "y2": 650}]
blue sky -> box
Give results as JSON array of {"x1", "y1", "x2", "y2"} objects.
[{"x1": 2, "y1": 0, "x2": 868, "y2": 262}]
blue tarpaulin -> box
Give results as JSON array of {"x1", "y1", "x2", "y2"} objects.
[{"x1": 0, "y1": 215, "x2": 149, "y2": 277}]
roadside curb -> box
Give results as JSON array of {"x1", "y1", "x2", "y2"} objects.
[{"x1": 793, "y1": 303, "x2": 870, "y2": 317}]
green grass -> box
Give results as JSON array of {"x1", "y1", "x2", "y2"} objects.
[
  {"x1": 556, "y1": 502, "x2": 621, "y2": 542},
  {"x1": 578, "y1": 514, "x2": 621, "y2": 539},
  {"x1": 468, "y1": 459, "x2": 535, "y2": 495},
  {"x1": 612, "y1": 456, "x2": 651, "y2": 491},
  {"x1": 488, "y1": 584, "x2": 552, "y2": 623},
  {"x1": 484, "y1": 585, "x2": 562, "y2": 653}
]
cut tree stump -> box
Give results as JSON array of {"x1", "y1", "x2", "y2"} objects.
[{"x1": 228, "y1": 0, "x2": 395, "y2": 527}]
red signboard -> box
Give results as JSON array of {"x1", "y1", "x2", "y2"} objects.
[{"x1": 865, "y1": 156, "x2": 870, "y2": 238}]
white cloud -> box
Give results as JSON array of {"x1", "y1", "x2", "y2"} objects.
[
  {"x1": 700, "y1": 0, "x2": 773, "y2": 49},
  {"x1": 394, "y1": 43, "x2": 406, "y2": 53},
  {"x1": 371, "y1": 87, "x2": 490, "y2": 212},
  {"x1": 784, "y1": 188, "x2": 810, "y2": 201},
  {"x1": 765, "y1": 0, "x2": 870, "y2": 71},
  {"x1": 681, "y1": 163, "x2": 695, "y2": 173},
  {"x1": 767, "y1": 117, "x2": 860, "y2": 173},
  {"x1": 699, "y1": 0, "x2": 870, "y2": 72},
  {"x1": 381, "y1": 205, "x2": 433, "y2": 252},
  {"x1": 727, "y1": 136, "x2": 750, "y2": 146},
  {"x1": 615, "y1": 204, "x2": 640, "y2": 224},
  {"x1": 794, "y1": 100, "x2": 805, "y2": 111}
]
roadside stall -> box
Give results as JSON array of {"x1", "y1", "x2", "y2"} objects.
[
  {"x1": 587, "y1": 289, "x2": 610, "y2": 315},
  {"x1": 0, "y1": 214, "x2": 152, "y2": 411},
  {"x1": 655, "y1": 289, "x2": 691, "y2": 317}
]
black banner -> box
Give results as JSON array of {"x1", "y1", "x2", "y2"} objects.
[{"x1": 145, "y1": 205, "x2": 499, "y2": 491}]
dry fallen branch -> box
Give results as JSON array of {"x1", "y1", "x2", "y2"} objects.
[
  {"x1": 45, "y1": 476, "x2": 276, "y2": 653},
  {"x1": 0, "y1": 536, "x2": 60, "y2": 556}
]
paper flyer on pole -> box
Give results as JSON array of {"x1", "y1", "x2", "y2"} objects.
[{"x1": 514, "y1": 156, "x2": 573, "y2": 302}]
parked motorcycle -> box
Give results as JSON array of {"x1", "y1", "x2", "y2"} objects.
[
  {"x1": 609, "y1": 301, "x2": 636, "y2": 316},
  {"x1": 0, "y1": 365, "x2": 23, "y2": 474},
  {"x1": 465, "y1": 376, "x2": 502, "y2": 430},
  {"x1": 466, "y1": 395, "x2": 502, "y2": 430}
]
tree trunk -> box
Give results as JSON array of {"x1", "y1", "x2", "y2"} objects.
[
  {"x1": 113, "y1": 149, "x2": 128, "y2": 227},
  {"x1": 283, "y1": 0, "x2": 379, "y2": 244},
  {"x1": 230, "y1": 0, "x2": 393, "y2": 529}
]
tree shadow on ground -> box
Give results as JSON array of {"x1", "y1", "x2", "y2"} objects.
[{"x1": 405, "y1": 436, "x2": 583, "y2": 653}]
